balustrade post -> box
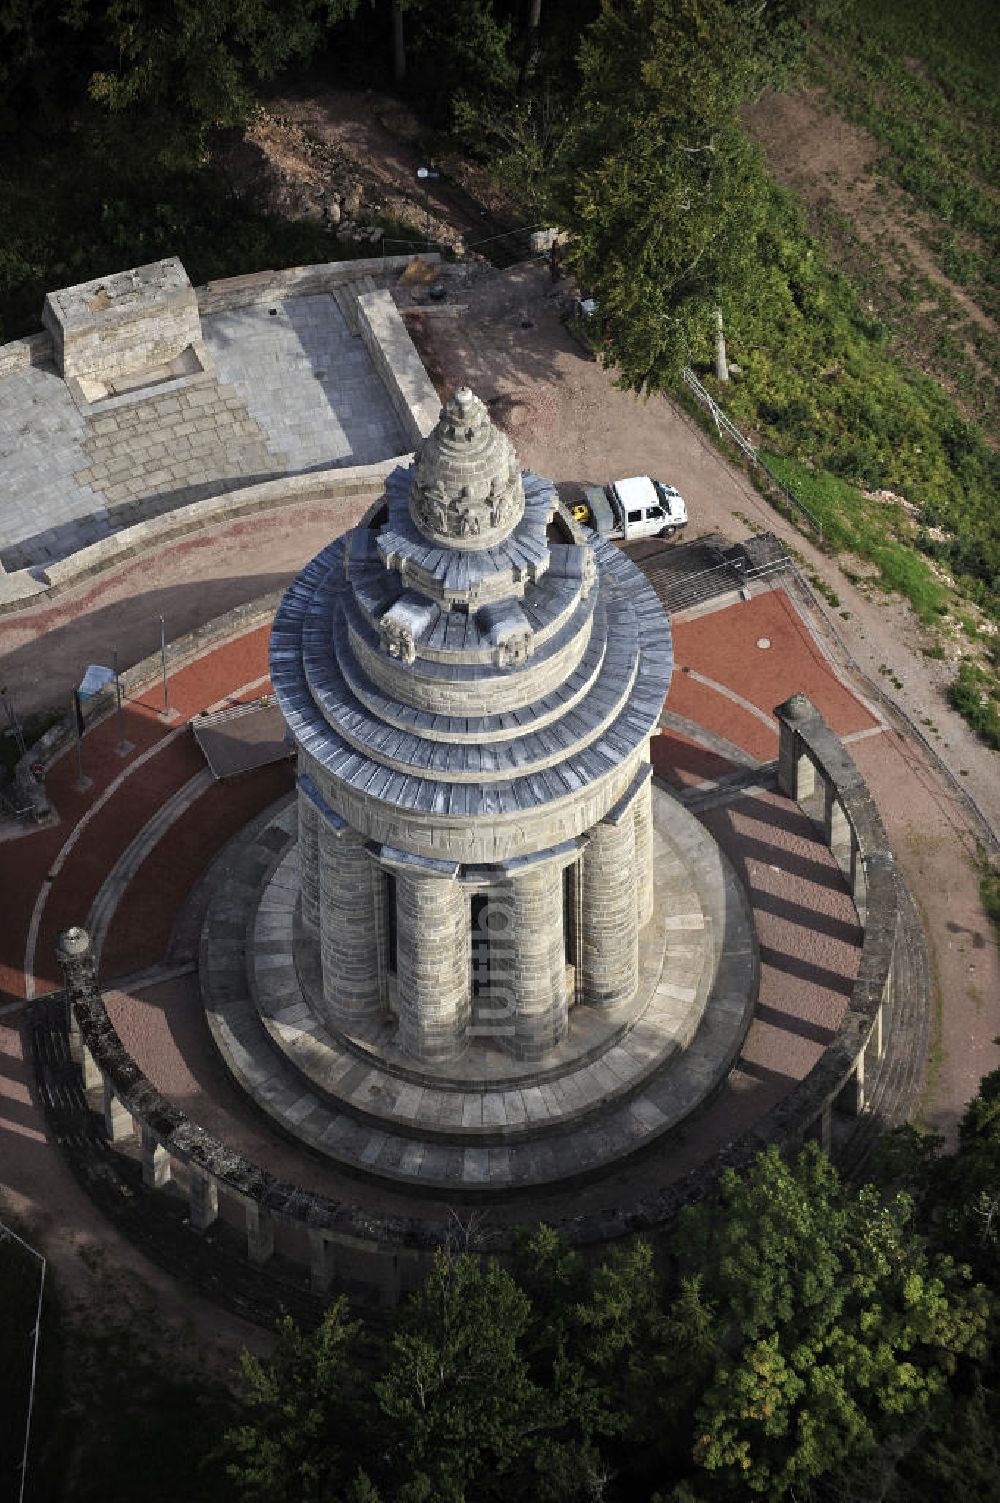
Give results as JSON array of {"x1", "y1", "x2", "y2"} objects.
[
  {"x1": 141, "y1": 1125, "x2": 172, "y2": 1188},
  {"x1": 189, "y1": 1168, "x2": 219, "y2": 1231}
]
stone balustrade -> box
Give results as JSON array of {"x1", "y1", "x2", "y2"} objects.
[{"x1": 770, "y1": 692, "x2": 900, "y2": 1140}]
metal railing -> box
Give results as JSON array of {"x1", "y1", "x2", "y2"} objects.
[
  {"x1": 681, "y1": 367, "x2": 824, "y2": 542},
  {"x1": 381, "y1": 221, "x2": 553, "y2": 266}
]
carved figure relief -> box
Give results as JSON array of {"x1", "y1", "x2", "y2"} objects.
[
  {"x1": 380, "y1": 617, "x2": 416, "y2": 664},
  {"x1": 494, "y1": 631, "x2": 532, "y2": 668},
  {"x1": 409, "y1": 387, "x2": 525, "y2": 546}
]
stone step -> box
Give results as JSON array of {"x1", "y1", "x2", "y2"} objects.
[{"x1": 199, "y1": 793, "x2": 757, "y2": 1197}]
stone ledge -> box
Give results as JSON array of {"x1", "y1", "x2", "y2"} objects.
[
  {"x1": 195, "y1": 255, "x2": 440, "y2": 316},
  {"x1": 0, "y1": 329, "x2": 55, "y2": 378},
  {"x1": 0, "y1": 457, "x2": 404, "y2": 616},
  {"x1": 356, "y1": 289, "x2": 440, "y2": 447}
]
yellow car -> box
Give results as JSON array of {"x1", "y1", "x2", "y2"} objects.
[{"x1": 570, "y1": 501, "x2": 591, "y2": 524}]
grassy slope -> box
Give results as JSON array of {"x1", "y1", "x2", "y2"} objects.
[{"x1": 707, "y1": 0, "x2": 1000, "y2": 746}]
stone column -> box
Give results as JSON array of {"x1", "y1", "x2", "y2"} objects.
[
  {"x1": 103, "y1": 1082, "x2": 133, "y2": 1143},
  {"x1": 309, "y1": 1230, "x2": 336, "y2": 1293},
  {"x1": 776, "y1": 693, "x2": 821, "y2": 803},
  {"x1": 141, "y1": 1126, "x2": 171, "y2": 1189},
  {"x1": 581, "y1": 812, "x2": 638, "y2": 1009},
  {"x1": 298, "y1": 792, "x2": 321, "y2": 934},
  {"x1": 850, "y1": 839, "x2": 868, "y2": 926},
  {"x1": 318, "y1": 818, "x2": 381, "y2": 1026},
  {"x1": 396, "y1": 874, "x2": 469, "y2": 1060},
  {"x1": 505, "y1": 868, "x2": 567, "y2": 1060},
  {"x1": 633, "y1": 771, "x2": 655, "y2": 929},
  {"x1": 824, "y1": 780, "x2": 851, "y2": 860},
  {"x1": 245, "y1": 1202, "x2": 274, "y2": 1265},
  {"x1": 188, "y1": 1168, "x2": 219, "y2": 1232}
]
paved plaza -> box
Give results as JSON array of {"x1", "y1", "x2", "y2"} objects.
[{"x1": 0, "y1": 289, "x2": 406, "y2": 570}]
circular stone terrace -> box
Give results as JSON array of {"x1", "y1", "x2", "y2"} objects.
[{"x1": 6, "y1": 558, "x2": 930, "y2": 1313}]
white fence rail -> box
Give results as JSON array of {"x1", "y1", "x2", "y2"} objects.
[{"x1": 681, "y1": 367, "x2": 824, "y2": 542}]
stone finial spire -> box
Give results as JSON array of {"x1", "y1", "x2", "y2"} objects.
[{"x1": 409, "y1": 387, "x2": 525, "y2": 551}]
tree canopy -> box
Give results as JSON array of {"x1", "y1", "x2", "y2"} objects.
[
  {"x1": 557, "y1": 0, "x2": 777, "y2": 392},
  {"x1": 220, "y1": 1142, "x2": 992, "y2": 1503}
]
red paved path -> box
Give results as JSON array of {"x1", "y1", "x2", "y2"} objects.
[
  {"x1": 669, "y1": 590, "x2": 879, "y2": 759},
  {"x1": 1, "y1": 625, "x2": 274, "y2": 1003}
]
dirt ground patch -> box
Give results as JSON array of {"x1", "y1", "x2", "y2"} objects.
[{"x1": 743, "y1": 87, "x2": 997, "y2": 432}]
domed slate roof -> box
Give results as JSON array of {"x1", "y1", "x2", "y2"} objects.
[{"x1": 270, "y1": 391, "x2": 673, "y2": 828}]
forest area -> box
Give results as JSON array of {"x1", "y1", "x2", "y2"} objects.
[{"x1": 1, "y1": 1, "x2": 1000, "y2": 1498}]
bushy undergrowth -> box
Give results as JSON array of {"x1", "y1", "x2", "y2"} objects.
[
  {"x1": 810, "y1": 0, "x2": 999, "y2": 242},
  {"x1": 709, "y1": 184, "x2": 999, "y2": 637},
  {"x1": 949, "y1": 662, "x2": 1000, "y2": 751}
]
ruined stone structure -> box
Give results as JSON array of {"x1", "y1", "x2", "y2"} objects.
[{"x1": 271, "y1": 388, "x2": 672, "y2": 1065}]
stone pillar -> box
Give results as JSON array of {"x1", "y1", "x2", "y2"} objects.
[
  {"x1": 505, "y1": 867, "x2": 566, "y2": 1060},
  {"x1": 188, "y1": 1168, "x2": 219, "y2": 1231},
  {"x1": 141, "y1": 1126, "x2": 171, "y2": 1188},
  {"x1": 378, "y1": 1252, "x2": 402, "y2": 1309},
  {"x1": 103, "y1": 1082, "x2": 133, "y2": 1143},
  {"x1": 836, "y1": 1052, "x2": 865, "y2": 1116},
  {"x1": 775, "y1": 693, "x2": 821, "y2": 803},
  {"x1": 870, "y1": 1000, "x2": 884, "y2": 1062},
  {"x1": 298, "y1": 792, "x2": 320, "y2": 934},
  {"x1": 80, "y1": 1042, "x2": 102, "y2": 1093},
  {"x1": 850, "y1": 839, "x2": 867, "y2": 925},
  {"x1": 824, "y1": 783, "x2": 851, "y2": 874},
  {"x1": 581, "y1": 812, "x2": 638, "y2": 1009},
  {"x1": 396, "y1": 874, "x2": 469, "y2": 1060},
  {"x1": 56, "y1": 926, "x2": 100, "y2": 1085},
  {"x1": 633, "y1": 771, "x2": 655, "y2": 929},
  {"x1": 308, "y1": 1229, "x2": 335, "y2": 1292},
  {"x1": 67, "y1": 1001, "x2": 83, "y2": 1065},
  {"x1": 318, "y1": 818, "x2": 380, "y2": 1025},
  {"x1": 245, "y1": 1202, "x2": 275, "y2": 1265}
]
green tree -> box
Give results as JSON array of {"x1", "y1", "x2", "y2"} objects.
[
  {"x1": 374, "y1": 1247, "x2": 541, "y2": 1502},
  {"x1": 225, "y1": 1297, "x2": 368, "y2": 1502},
  {"x1": 558, "y1": 0, "x2": 778, "y2": 392},
  {"x1": 673, "y1": 1144, "x2": 989, "y2": 1500},
  {"x1": 514, "y1": 1226, "x2": 671, "y2": 1499}
]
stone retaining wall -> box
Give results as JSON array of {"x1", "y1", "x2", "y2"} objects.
[
  {"x1": 194, "y1": 255, "x2": 439, "y2": 316},
  {"x1": 0, "y1": 254, "x2": 442, "y2": 608},
  {"x1": 40, "y1": 692, "x2": 907, "y2": 1309},
  {"x1": 356, "y1": 289, "x2": 440, "y2": 447}
]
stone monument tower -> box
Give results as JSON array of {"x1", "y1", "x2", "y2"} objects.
[{"x1": 270, "y1": 388, "x2": 673, "y2": 1066}]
